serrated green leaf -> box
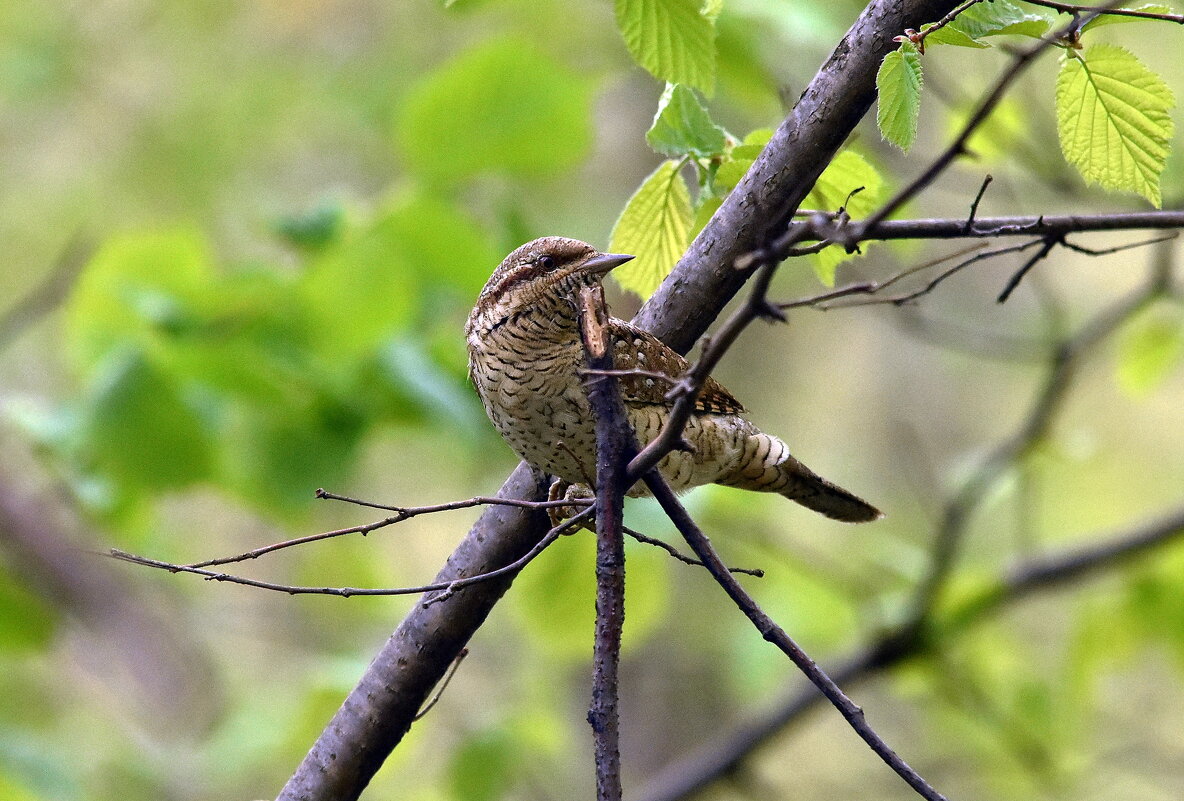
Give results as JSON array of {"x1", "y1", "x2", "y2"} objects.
[
  {"x1": 616, "y1": 0, "x2": 717, "y2": 93},
  {"x1": 950, "y1": 0, "x2": 1050, "y2": 38},
  {"x1": 1056, "y1": 44, "x2": 1175, "y2": 206},
  {"x1": 1116, "y1": 304, "x2": 1184, "y2": 395},
  {"x1": 876, "y1": 41, "x2": 924, "y2": 152},
  {"x1": 646, "y1": 83, "x2": 729, "y2": 158},
  {"x1": 398, "y1": 38, "x2": 594, "y2": 179},
  {"x1": 609, "y1": 160, "x2": 693, "y2": 299},
  {"x1": 802, "y1": 150, "x2": 886, "y2": 285},
  {"x1": 1081, "y1": 4, "x2": 1176, "y2": 32},
  {"x1": 923, "y1": 23, "x2": 992, "y2": 48}
]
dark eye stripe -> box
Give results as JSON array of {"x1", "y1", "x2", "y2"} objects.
[{"x1": 483, "y1": 262, "x2": 546, "y2": 304}]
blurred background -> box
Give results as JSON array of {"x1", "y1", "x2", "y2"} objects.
[{"x1": 1, "y1": 0, "x2": 1183, "y2": 799}]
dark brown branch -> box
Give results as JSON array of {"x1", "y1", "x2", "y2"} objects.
[
  {"x1": 1024, "y1": 0, "x2": 1184, "y2": 23},
  {"x1": 579, "y1": 284, "x2": 632, "y2": 801},
  {"x1": 642, "y1": 470, "x2": 950, "y2": 801},
  {"x1": 797, "y1": 210, "x2": 1184, "y2": 244}
]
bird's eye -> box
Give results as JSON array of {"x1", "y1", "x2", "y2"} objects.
[{"x1": 538, "y1": 255, "x2": 555, "y2": 270}]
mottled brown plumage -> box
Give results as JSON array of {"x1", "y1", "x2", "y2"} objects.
[{"x1": 465, "y1": 237, "x2": 881, "y2": 523}]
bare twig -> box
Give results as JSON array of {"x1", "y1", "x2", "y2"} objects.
[
  {"x1": 915, "y1": 0, "x2": 983, "y2": 50},
  {"x1": 579, "y1": 284, "x2": 631, "y2": 801},
  {"x1": 624, "y1": 526, "x2": 765, "y2": 577},
  {"x1": 413, "y1": 648, "x2": 469, "y2": 721},
  {"x1": 996, "y1": 235, "x2": 1062, "y2": 302},
  {"x1": 185, "y1": 494, "x2": 591, "y2": 568},
  {"x1": 963, "y1": 174, "x2": 994, "y2": 232},
  {"x1": 642, "y1": 469, "x2": 950, "y2": 801},
  {"x1": 1024, "y1": 0, "x2": 1184, "y2": 23},
  {"x1": 110, "y1": 508, "x2": 591, "y2": 600},
  {"x1": 853, "y1": 10, "x2": 1108, "y2": 238}
]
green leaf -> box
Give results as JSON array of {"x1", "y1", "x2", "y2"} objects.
[
  {"x1": 1116, "y1": 303, "x2": 1184, "y2": 395},
  {"x1": 950, "y1": 0, "x2": 1050, "y2": 38},
  {"x1": 615, "y1": 0, "x2": 717, "y2": 93},
  {"x1": 608, "y1": 160, "x2": 693, "y2": 299},
  {"x1": 1081, "y1": 4, "x2": 1176, "y2": 32},
  {"x1": 876, "y1": 41, "x2": 924, "y2": 152},
  {"x1": 802, "y1": 150, "x2": 886, "y2": 285},
  {"x1": 398, "y1": 38, "x2": 594, "y2": 179},
  {"x1": 65, "y1": 230, "x2": 214, "y2": 371},
  {"x1": 1056, "y1": 44, "x2": 1175, "y2": 206},
  {"x1": 646, "y1": 83, "x2": 729, "y2": 158},
  {"x1": 79, "y1": 347, "x2": 214, "y2": 491},
  {"x1": 922, "y1": 23, "x2": 991, "y2": 48}
]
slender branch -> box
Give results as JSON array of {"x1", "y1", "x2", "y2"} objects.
[
  {"x1": 915, "y1": 0, "x2": 983, "y2": 50},
  {"x1": 413, "y1": 649, "x2": 469, "y2": 721},
  {"x1": 580, "y1": 284, "x2": 632, "y2": 801},
  {"x1": 642, "y1": 470, "x2": 950, "y2": 801},
  {"x1": 624, "y1": 526, "x2": 765, "y2": 577},
  {"x1": 996, "y1": 235, "x2": 1062, "y2": 303},
  {"x1": 111, "y1": 508, "x2": 590, "y2": 599},
  {"x1": 187, "y1": 494, "x2": 591, "y2": 569},
  {"x1": 795, "y1": 210, "x2": 1184, "y2": 244},
  {"x1": 1024, "y1": 0, "x2": 1184, "y2": 23}
]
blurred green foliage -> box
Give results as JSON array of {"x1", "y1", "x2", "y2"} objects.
[{"x1": 1, "y1": 1, "x2": 1183, "y2": 800}]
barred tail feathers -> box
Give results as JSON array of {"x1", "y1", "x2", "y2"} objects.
[{"x1": 717, "y1": 431, "x2": 882, "y2": 523}]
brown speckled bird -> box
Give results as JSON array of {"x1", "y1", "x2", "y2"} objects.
[{"x1": 465, "y1": 237, "x2": 881, "y2": 523}]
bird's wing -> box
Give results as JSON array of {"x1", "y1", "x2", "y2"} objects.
[{"x1": 605, "y1": 320, "x2": 745, "y2": 415}]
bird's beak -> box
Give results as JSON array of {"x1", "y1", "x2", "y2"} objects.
[{"x1": 582, "y1": 252, "x2": 635, "y2": 275}]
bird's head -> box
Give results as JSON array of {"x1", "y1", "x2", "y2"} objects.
[{"x1": 468, "y1": 237, "x2": 634, "y2": 332}]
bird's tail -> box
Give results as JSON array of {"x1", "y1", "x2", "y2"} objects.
[{"x1": 716, "y1": 432, "x2": 882, "y2": 523}]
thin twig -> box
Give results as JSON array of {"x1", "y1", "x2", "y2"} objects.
[
  {"x1": 852, "y1": 10, "x2": 1108, "y2": 238},
  {"x1": 624, "y1": 526, "x2": 765, "y2": 577},
  {"x1": 963, "y1": 174, "x2": 994, "y2": 233},
  {"x1": 1024, "y1": 0, "x2": 1184, "y2": 23},
  {"x1": 187, "y1": 494, "x2": 592, "y2": 568},
  {"x1": 110, "y1": 508, "x2": 592, "y2": 600},
  {"x1": 996, "y1": 235, "x2": 1062, "y2": 303},
  {"x1": 915, "y1": 0, "x2": 983, "y2": 50},
  {"x1": 413, "y1": 649, "x2": 469, "y2": 721},
  {"x1": 642, "y1": 469, "x2": 950, "y2": 801}
]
